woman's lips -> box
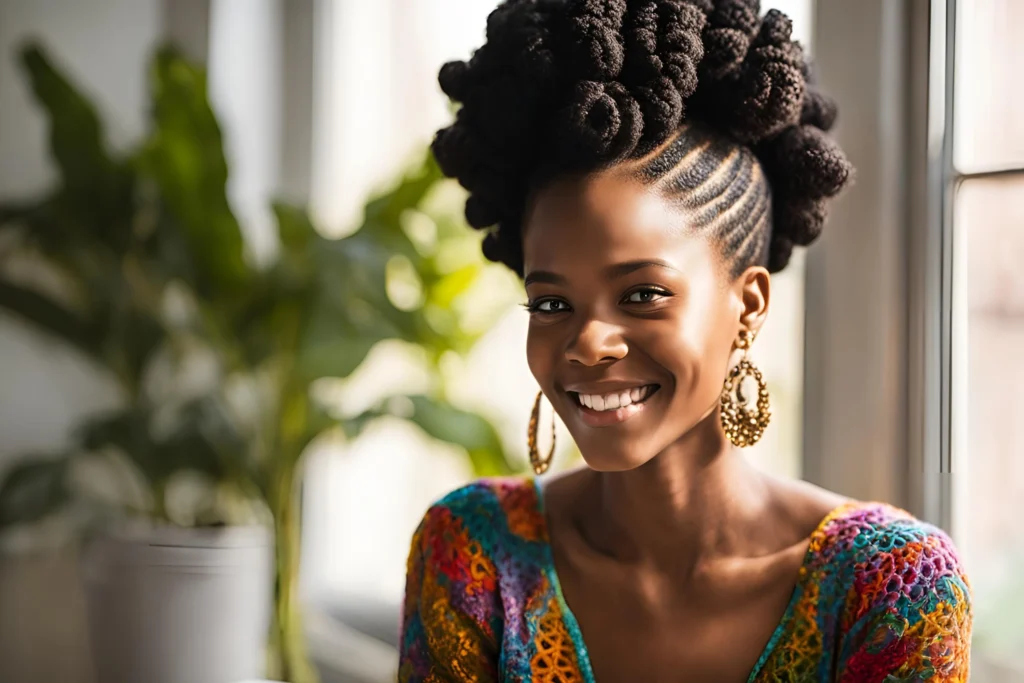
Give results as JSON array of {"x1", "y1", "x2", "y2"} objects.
[{"x1": 567, "y1": 385, "x2": 660, "y2": 428}]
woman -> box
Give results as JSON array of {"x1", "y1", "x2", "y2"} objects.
[{"x1": 399, "y1": 1, "x2": 972, "y2": 681}]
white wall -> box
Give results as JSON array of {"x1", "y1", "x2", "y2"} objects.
[
  {"x1": 208, "y1": 0, "x2": 283, "y2": 265},
  {"x1": 0, "y1": 0, "x2": 160, "y2": 465},
  {"x1": 0, "y1": 2, "x2": 163, "y2": 681}
]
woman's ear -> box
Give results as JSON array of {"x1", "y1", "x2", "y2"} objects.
[{"x1": 736, "y1": 266, "x2": 771, "y2": 334}]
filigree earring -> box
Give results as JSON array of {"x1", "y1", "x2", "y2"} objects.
[{"x1": 720, "y1": 329, "x2": 771, "y2": 447}]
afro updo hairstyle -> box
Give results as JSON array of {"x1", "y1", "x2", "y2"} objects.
[{"x1": 431, "y1": 0, "x2": 853, "y2": 277}]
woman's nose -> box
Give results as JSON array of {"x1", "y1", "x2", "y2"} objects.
[{"x1": 564, "y1": 318, "x2": 628, "y2": 366}]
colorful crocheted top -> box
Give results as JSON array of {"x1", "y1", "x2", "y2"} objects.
[{"x1": 399, "y1": 477, "x2": 972, "y2": 682}]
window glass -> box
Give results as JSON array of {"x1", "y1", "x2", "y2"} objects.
[
  {"x1": 954, "y1": 0, "x2": 1024, "y2": 172},
  {"x1": 953, "y1": 176, "x2": 1024, "y2": 681}
]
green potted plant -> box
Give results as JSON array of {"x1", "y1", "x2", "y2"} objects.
[{"x1": 0, "y1": 43, "x2": 518, "y2": 683}]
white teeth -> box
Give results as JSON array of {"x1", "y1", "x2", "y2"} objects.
[{"x1": 576, "y1": 386, "x2": 653, "y2": 412}]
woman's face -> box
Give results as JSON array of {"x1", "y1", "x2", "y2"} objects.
[{"x1": 522, "y1": 171, "x2": 768, "y2": 471}]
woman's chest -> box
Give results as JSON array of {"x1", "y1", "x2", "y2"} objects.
[
  {"x1": 556, "y1": 568, "x2": 799, "y2": 683},
  {"x1": 498, "y1": 580, "x2": 832, "y2": 683}
]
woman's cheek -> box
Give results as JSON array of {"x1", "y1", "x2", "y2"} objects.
[{"x1": 525, "y1": 326, "x2": 554, "y2": 387}]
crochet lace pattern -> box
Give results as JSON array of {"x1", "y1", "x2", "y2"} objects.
[{"x1": 399, "y1": 477, "x2": 972, "y2": 682}]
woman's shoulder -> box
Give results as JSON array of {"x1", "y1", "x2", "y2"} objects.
[
  {"x1": 810, "y1": 500, "x2": 971, "y2": 619},
  {"x1": 798, "y1": 502, "x2": 973, "y2": 675},
  {"x1": 429, "y1": 476, "x2": 538, "y2": 512},
  {"x1": 814, "y1": 501, "x2": 965, "y2": 572},
  {"x1": 414, "y1": 476, "x2": 548, "y2": 553}
]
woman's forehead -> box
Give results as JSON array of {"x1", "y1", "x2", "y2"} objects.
[{"x1": 522, "y1": 172, "x2": 710, "y2": 274}]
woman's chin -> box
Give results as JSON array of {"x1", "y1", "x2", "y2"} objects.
[{"x1": 575, "y1": 445, "x2": 655, "y2": 473}]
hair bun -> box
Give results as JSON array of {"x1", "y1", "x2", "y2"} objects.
[
  {"x1": 752, "y1": 8, "x2": 792, "y2": 47},
  {"x1": 431, "y1": 0, "x2": 853, "y2": 275},
  {"x1": 481, "y1": 224, "x2": 523, "y2": 273},
  {"x1": 767, "y1": 235, "x2": 794, "y2": 273},
  {"x1": 757, "y1": 124, "x2": 854, "y2": 269},
  {"x1": 431, "y1": 123, "x2": 474, "y2": 179},
  {"x1": 557, "y1": 80, "x2": 643, "y2": 164},
  {"x1": 438, "y1": 60, "x2": 471, "y2": 101},
  {"x1": 700, "y1": 27, "x2": 750, "y2": 80},
  {"x1": 726, "y1": 46, "x2": 805, "y2": 142},
  {"x1": 465, "y1": 195, "x2": 501, "y2": 229},
  {"x1": 776, "y1": 198, "x2": 828, "y2": 246},
  {"x1": 562, "y1": 0, "x2": 628, "y2": 80},
  {"x1": 619, "y1": 1, "x2": 705, "y2": 153},
  {"x1": 710, "y1": 0, "x2": 760, "y2": 36},
  {"x1": 766, "y1": 125, "x2": 852, "y2": 199},
  {"x1": 800, "y1": 87, "x2": 838, "y2": 130}
]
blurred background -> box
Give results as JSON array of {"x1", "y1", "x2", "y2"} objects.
[{"x1": 0, "y1": 1, "x2": 1020, "y2": 682}]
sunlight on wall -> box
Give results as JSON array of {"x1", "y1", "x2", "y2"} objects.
[{"x1": 208, "y1": 0, "x2": 283, "y2": 265}]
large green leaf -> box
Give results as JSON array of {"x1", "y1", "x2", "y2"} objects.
[
  {"x1": 0, "y1": 456, "x2": 71, "y2": 528},
  {"x1": 427, "y1": 263, "x2": 481, "y2": 309},
  {"x1": 78, "y1": 403, "x2": 233, "y2": 489},
  {"x1": 362, "y1": 154, "x2": 443, "y2": 227},
  {"x1": 0, "y1": 198, "x2": 45, "y2": 236},
  {"x1": 295, "y1": 294, "x2": 391, "y2": 380},
  {"x1": 293, "y1": 228, "x2": 420, "y2": 380},
  {"x1": 19, "y1": 44, "x2": 135, "y2": 252},
  {"x1": 404, "y1": 396, "x2": 514, "y2": 477},
  {"x1": 273, "y1": 202, "x2": 317, "y2": 254},
  {"x1": 338, "y1": 407, "x2": 385, "y2": 444},
  {"x1": 267, "y1": 159, "x2": 473, "y2": 384},
  {"x1": 0, "y1": 196, "x2": 66, "y2": 253},
  {"x1": 0, "y1": 277, "x2": 103, "y2": 358},
  {"x1": 336, "y1": 395, "x2": 514, "y2": 477},
  {"x1": 299, "y1": 399, "x2": 349, "y2": 452},
  {"x1": 136, "y1": 46, "x2": 248, "y2": 295},
  {"x1": 116, "y1": 305, "x2": 169, "y2": 391}
]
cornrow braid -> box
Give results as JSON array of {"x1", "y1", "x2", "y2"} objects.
[
  {"x1": 432, "y1": 0, "x2": 853, "y2": 277},
  {"x1": 624, "y1": 123, "x2": 772, "y2": 277}
]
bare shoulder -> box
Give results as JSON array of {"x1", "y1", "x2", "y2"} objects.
[{"x1": 763, "y1": 473, "x2": 852, "y2": 539}]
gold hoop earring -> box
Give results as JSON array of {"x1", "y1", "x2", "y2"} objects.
[
  {"x1": 720, "y1": 330, "x2": 771, "y2": 448},
  {"x1": 528, "y1": 390, "x2": 556, "y2": 475}
]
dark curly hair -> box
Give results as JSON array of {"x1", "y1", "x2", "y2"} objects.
[{"x1": 432, "y1": 0, "x2": 853, "y2": 277}]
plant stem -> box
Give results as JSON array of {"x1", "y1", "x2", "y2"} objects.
[
  {"x1": 266, "y1": 467, "x2": 318, "y2": 683},
  {"x1": 152, "y1": 479, "x2": 170, "y2": 523}
]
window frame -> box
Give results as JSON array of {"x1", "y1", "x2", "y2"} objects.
[{"x1": 805, "y1": 0, "x2": 1024, "y2": 535}]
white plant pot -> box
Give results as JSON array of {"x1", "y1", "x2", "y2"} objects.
[{"x1": 81, "y1": 525, "x2": 273, "y2": 683}]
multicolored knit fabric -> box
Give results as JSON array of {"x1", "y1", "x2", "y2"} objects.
[{"x1": 399, "y1": 477, "x2": 972, "y2": 682}]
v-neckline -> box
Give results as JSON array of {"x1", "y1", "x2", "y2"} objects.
[{"x1": 530, "y1": 477, "x2": 855, "y2": 683}]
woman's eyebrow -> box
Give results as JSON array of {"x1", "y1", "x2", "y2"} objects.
[
  {"x1": 603, "y1": 259, "x2": 680, "y2": 279},
  {"x1": 524, "y1": 260, "x2": 680, "y2": 287},
  {"x1": 523, "y1": 270, "x2": 566, "y2": 287}
]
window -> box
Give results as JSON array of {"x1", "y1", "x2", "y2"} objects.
[{"x1": 950, "y1": 0, "x2": 1024, "y2": 678}]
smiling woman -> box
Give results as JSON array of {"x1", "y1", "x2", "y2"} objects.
[
  {"x1": 519, "y1": 140, "x2": 781, "y2": 472},
  {"x1": 398, "y1": 1, "x2": 973, "y2": 681}
]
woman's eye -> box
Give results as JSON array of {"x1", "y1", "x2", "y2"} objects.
[
  {"x1": 625, "y1": 289, "x2": 668, "y2": 304},
  {"x1": 528, "y1": 298, "x2": 571, "y2": 314}
]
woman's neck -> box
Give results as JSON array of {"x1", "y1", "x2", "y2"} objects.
[{"x1": 577, "y1": 409, "x2": 777, "y2": 574}]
